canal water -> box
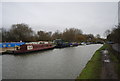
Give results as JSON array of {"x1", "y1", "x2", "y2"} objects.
[{"x1": 2, "y1": 44, "x2": 102, "y2": 79}]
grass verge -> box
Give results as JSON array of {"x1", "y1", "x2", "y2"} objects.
[{"x1": 76, "y1": 44, "x2": 108, "y2": 79}]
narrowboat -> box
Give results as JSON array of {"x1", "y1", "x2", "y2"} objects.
[
  {"x1": 72, "y1": 43, "x2": 79, "y2": 46},
  {"x1": 53, "y1": 39, "x2": 79, "y2": 48},
  {"x1": 5, "y1": 42, "x2": 55, "y2": 54},
  {"x1": 53, "y1": 39, "x2": 71, "y2": 48}
]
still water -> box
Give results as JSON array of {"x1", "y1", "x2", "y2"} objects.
[{"x1": 2, "y1": 44, "x2": 102, "y2": 79}]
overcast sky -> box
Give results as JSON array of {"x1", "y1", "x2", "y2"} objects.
[{"x1": 1, "y1": 2, "x2": 118, "y2": 38}]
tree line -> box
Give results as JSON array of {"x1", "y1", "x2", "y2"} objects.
[
  {"x1": 1, "y1": 23, "x2": 103, "y2": 42},
  {"x1": 106, "y1": 23, "x2": 120, "y2": 44}
]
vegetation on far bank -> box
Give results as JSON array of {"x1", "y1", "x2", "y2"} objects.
[
  {"x1": 105, "y1": 23, "x2": 120, "y2": 78},
  {"x1": 1, "y1": 23, "x2": 104, "y2": 42},
  {"x1": 106, "y1": 23, "x2": 120, "y2": 44}
]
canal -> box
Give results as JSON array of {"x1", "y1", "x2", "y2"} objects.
[{"x1": 2, "y1": 44, "x2": 102, "y2": 79}]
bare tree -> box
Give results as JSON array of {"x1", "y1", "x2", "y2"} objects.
[
  {"x1": 104, "y1": 29, "x2": 111, "y2": 37},
  {"x1": 62, "y1": 28, "x2": 83, "y2": 42},
  {"x1": 52, "y1": 30, "x2": 62, "y2": 40},
  {"x1": 37, "y1": 30, "x2": 52, "y2": 41},
  {"x1": 2, "y1": 23, "x2": 34, "y2": 42},
  {"x1": 96, "y1": 34, "x2": 100, "y2": 39}
]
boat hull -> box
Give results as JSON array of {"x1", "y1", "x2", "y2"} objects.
[{"x1": 5, "y1": 46, "x2": 54, "y2": 54}]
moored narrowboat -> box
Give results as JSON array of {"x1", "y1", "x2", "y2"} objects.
[
  {"x1": 53, "y1": 39, "x2": 79, "y2": 48},
  {"x1": 6, "y1": 42, "x2": 54, "y2": 54},
  {"x1": 53, "y1": 39, "x2": 70, "y2": 48}
]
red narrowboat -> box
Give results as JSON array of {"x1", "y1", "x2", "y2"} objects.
[{"x1": 6, "y1": 43, "x2": 54, "y2": 54}]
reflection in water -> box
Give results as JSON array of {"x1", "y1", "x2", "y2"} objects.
[{"x1": 2, "y1": 44, "x2": 102, "y2": 79}]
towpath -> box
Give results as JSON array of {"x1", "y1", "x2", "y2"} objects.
[{"x1": 101, "y1": 49, "x2": 118, "y2": 79}]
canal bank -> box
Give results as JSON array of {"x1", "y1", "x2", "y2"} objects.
[{"x1": 77, "y1": 44, "x2": 120, "y2": 79}]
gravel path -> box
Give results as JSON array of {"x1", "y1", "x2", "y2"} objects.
[{"x1": 101, "y1": 50, "x2": 118, "y2": 79}]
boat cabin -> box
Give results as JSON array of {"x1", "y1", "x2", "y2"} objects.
[{"x1": 18, "y1": 44, "x2": 53, "y2": 51}]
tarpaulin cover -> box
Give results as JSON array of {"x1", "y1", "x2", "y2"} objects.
[{"x1": 0, "y1": 42, "x2": 25, "y2": 48}]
